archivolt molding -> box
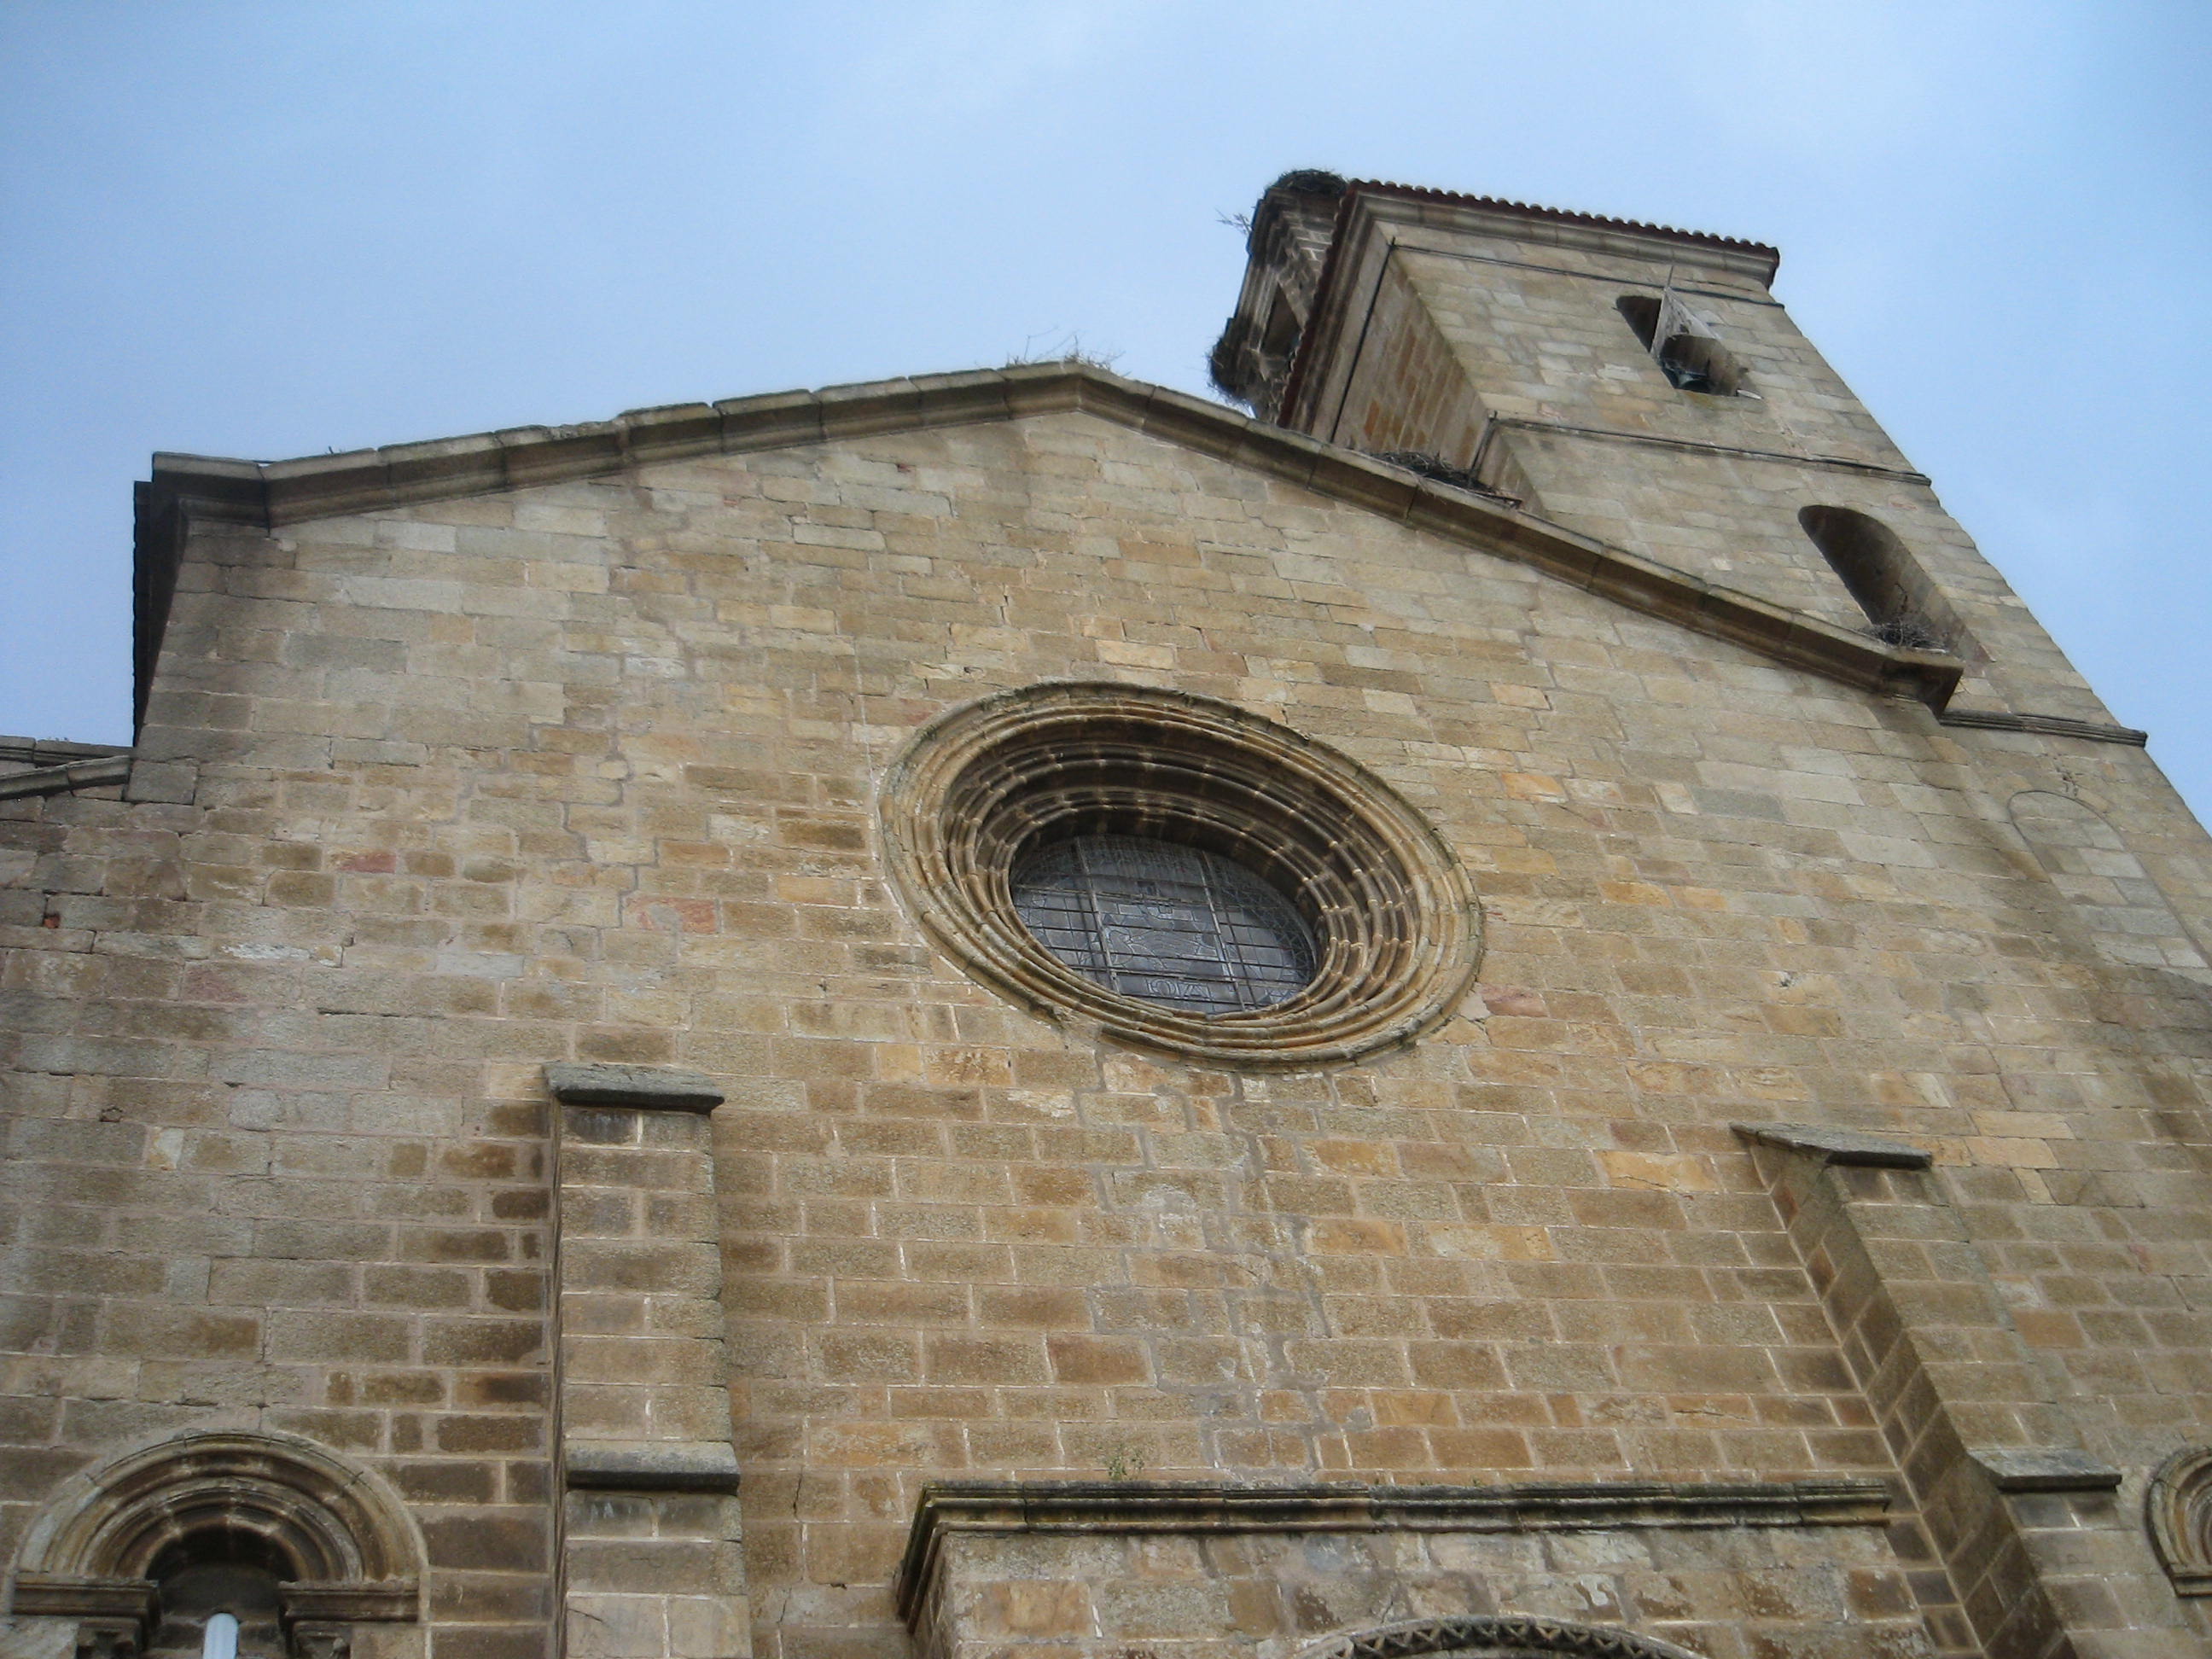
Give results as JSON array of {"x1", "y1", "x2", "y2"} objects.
[
  {"x1": 11, "y1": 1430, "x2": 422, "y2": 1643},
  {"x1": 1295, "y1": 1615, "x2": 1706, "y2": 1659},
  {"x1": 877, "y1": 682, "x2": 1483, "y2": 1068},
  {"x1": 2148, "y1": 1447, "x2": 2212, "y2": 1595}
]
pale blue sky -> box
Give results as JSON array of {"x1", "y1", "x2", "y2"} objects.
[{"x1": 4, "y1": 3, "x2": 2207, "y2": 814}]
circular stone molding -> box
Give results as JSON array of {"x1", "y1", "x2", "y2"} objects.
[{"x1": 878, "y1": 682, "x2": 1482, "y2": 1067}]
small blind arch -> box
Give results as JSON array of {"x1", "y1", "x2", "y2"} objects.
[{"x1": 2009, "y1": 790, "x2": 2209, "y2": 977}]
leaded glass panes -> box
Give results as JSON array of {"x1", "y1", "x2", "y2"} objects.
[{"x1": 1010, "y1": 835, "x2": 1316, "y2": 1013}]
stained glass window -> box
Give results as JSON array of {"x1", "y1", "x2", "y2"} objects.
[{"x1": 1011, "y1": 835, "x2": 1316, "y2": 1014}]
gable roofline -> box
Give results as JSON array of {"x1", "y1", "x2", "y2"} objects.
[{"x1": 132, "y1": 361, "x2": 1959, "y2": 730}]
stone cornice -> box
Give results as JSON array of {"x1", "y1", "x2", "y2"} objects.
[
  {"x1": 133, "y1": 364, "x2": 1964, "y2": 733},
  {"x1": 1733, "y1": 1122, "x2": 1934, "y2": 1170},
  {"x1": 9, "y1": 1573, "x2": 159, "y2": 1623},
  {"x1": 544, "y1": 1062, "x2": 725, "y2": 1111},
  {"x1": 1936, "y1": 707, "x2": 2150, "y2": 747},
  {"x1": 0, "y1": 737, "x2": 131, "y2": 770},
  {"x1": 564, "y1": 1441, "x2": 742, "y2": 1493},
  {"x1": 892, "y1": 1477, "x2": 1889, "y2": 1625},
  {"x1": 1968, "y1": 1447, "x2": 2122, "y2": 1493},
  {"x1": 1345, "y1": 186, "x2": 1781, "y2": 285},
  {"x1": 276, "y1": 1582, "x2": 421, "y2": 1623},
  {"x1": 0, "y1": 754, "x2": 132, "y2": 800}
]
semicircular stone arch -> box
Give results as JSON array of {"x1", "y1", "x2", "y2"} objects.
[
  {"x1": 10, "y1": 1430, "x2": 422, "y2": 1657},
  {"x1": 1294, "y1": 1614, "x2": 1708, "y2": 1659},
  {"x1": 2149, "y1": 1447, "x2": 2212, "y2": 1596}
]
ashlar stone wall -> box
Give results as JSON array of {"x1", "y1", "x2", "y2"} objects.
[{"x1": 5, "y1": 381, "x2": 2212, "y2": 1659}]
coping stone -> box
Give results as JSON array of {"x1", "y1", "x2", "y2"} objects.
[
  {"x1": 0, "y1": 736, "x2": 133, "y2": 769},
  {"x1": 1733, "y1": 1122, "x2": 1933, "y2": 1170},
  {"x1": 0, "y1": 754, "x2": 134, "y2": 800},
  {"x1": 544, "y1": 1063, "x2": 725, "y2": 1111},
  {"x1": 565, "y1": 1441, "x2": 742, "y2": 1493},
  {"x1": 1970, "y1": 1447, "x2": 2123, "y2": 1493}
]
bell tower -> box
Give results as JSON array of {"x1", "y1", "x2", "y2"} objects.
[{"x1": 1210, "y1": 172, "x2": 2122, "y2": 733}]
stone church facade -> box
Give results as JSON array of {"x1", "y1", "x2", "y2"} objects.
[{"x1": 4, "y1": 172, "x2": 2211, "y2": 1659}]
